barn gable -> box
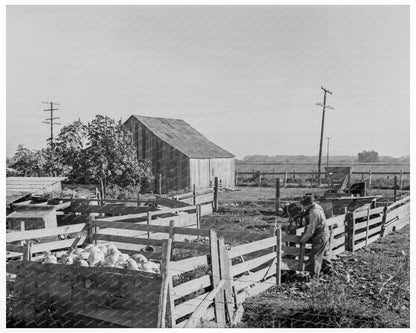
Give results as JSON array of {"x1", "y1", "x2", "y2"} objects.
[{"x1": 129, "y1": 115, "x2": 234, "y2": 159}]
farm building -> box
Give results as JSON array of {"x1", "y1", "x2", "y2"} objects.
[
  {"x1": 7, "y1": 206, "x2": 57, "y2": 231},
  {"x1": 124, "y1": 115, "x2": 235, "y2": 193},
  {"x1": 6, "y1": 177, "x2": 67, "y2": 208}
]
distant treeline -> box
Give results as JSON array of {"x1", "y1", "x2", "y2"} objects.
[{"x1": 239, "y1": 154, "x2": 410, "y2": 165}]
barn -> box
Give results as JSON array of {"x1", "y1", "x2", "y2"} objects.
[{"x1": 124, "y1": 115, "x2": 235, "y2": 193}]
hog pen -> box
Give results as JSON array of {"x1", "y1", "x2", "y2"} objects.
[{"x1": 6, "y1": 195, "x2": 410, "y2": 328}]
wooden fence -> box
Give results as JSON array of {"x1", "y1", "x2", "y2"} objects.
[
  {"x1": 236, "y1": 169, "x2": 410, "y2": 189},
  {"x1": 6, "y1": 195, "x2": 410, "y2": 328}
]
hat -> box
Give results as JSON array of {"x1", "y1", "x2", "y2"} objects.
[{"x1": 300, "y1": 195, "x2": 315, "y2": 207}]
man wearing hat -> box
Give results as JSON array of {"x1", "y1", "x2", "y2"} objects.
[{"x1": 299, "y1": 194, "x2": 332, "y2": 278}]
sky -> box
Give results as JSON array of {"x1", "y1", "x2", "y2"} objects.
[{"x1": 6, "y1": 5, "x2": 410, "y2": 159}]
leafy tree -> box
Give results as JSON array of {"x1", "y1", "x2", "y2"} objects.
[
  {"x1": 9, "y1": 145, "x2": 47, "y2": 176},
  {"x1": 357, "y1": 150, "x2": 379, "y2": 163},
  {"x1": 54, "y1": 115, "x2": 153, "y2": 195}
]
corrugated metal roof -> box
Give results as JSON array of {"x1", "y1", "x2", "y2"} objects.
[
  {"x1": 6, "y1": 191, "x2": 31, "y2": 206},
  {"x1": 129, "y1": 115, "x2": 235, "y2": 159}
]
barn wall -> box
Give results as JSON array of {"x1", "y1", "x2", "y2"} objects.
[
  {"x1": 189, "y1": 158, "x2": 235, "y2": 190},
  {"x1": 125, "y1": 118, "x2": 191, "y2": 193}
]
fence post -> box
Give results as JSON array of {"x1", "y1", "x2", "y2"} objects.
[
  {"x1": 235, "y1": 170, "x2": 238, "y2": 187},
  {"x1": 192, "y1": 184, "x2": 196, "y2": 206},
  {"x1": 23, "y1": 243, "x2": 32, "y2": 262},
  {"x1": 284, "y1": 171, "x2": 287, "y2": 188},
  {"x1": 157, "y1": 238, "x2": 172, "y2": 328},
  {"x1": 368, "y1": 169, "x2": 372, "y2": 188},
  {"x1": 210, "y1": 230, "x2": 226, "y2": 325},
  {"x1": 147, "y1": 211, "x2": 152, "y2": 239},
  {"x1": 399, "y1": 169, "x2": 403, "y2": 190},
  {"x1": 213, "y1": 177, "x2": 219, "y2": 212},
  {"x1": 380, "y1": 204, "x2": 388, "y2": 238},
  {"x1": 346, "y1": 212, "x2": 355, "y2": 252},
  {"x1": 275, "y1": 178, "x2": 280, "y2": 216},
  {"x1": 275, "y1": 225, "x2": 282, "y2": 286},
  {"x1": 258, "y1": 171, "x2": 262, "y2": 187},
  {"x1": 394, "y1": 175, "x2": 397, "y2": 202},
  {"x1": 218, "y1": 238, "x2": 234, "y2": 325},
  {"x1": 298, "y1": 243, "x2": 305, "y2": 271},
  {"x1": 293, "y1": 169, "x2": 296, "y2": 181},
  {"x1": 158, "y1": 173, "x2": 162, "y2": 195},
  {"x1": 365, "y1": 207, "x2": 370, "y2": 248}
]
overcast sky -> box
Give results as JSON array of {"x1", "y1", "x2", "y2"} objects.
[{"x1": 6, "y1": 5, "x2": 409, "y2": 159}]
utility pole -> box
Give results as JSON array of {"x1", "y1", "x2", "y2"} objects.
[
  {"x1": 42, "y1": 101, "x2": 61, "y2": 149},
  {"x1": 326, "y1": 137, "x2": 332, "y2": 168},
  {"x1": 316, "y1": 87, "x2": 334, "y2": 186}
]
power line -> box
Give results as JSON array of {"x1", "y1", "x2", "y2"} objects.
[
  {"x1": 42, "y1": 101, "x2": 61, "y2": 149},
  {"x1": 316, "y1": 87, "x2": 334, "y2": 186}
]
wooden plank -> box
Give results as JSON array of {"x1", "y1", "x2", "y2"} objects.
[
  {"x1": 353, "y1": 206, "x2": 384, "y2": 219},
  {"x1": 218, "y1": 238, "x2": 234, "y2": 325},
  {"x1": 175, "y1": 307, "x2": 216, "y2": 328},
  {"x1": 281, "y1": 245, "x2": 311, "y2": 256},
  {"x1": 243, "y1": 276, "x2": 276, "y2": 299},
  {"x1": 209, "y1": 230, "x2": 225, "y2": 325},
  {"x1": 184, "y1": 279, "x2": 225, "y2": 328},
  {"x1": 158, "y1": 239, "x2": 172, "y2": 328},
  {"x1": 354, "y1": 216, "x2": 383, "y2": 230},
  {"x1": 282, "y1": 233, "x2": 301, "y2": 243},
  {"x1": 170, "y1": 255, "x2": 209, "y2": 275},
  {"x1": 276, "y1": 226, "x2": 282, "y2": 286},
  {"x1": 298, "y1": 243, "x2": 305, "y2": 271},
  {"x1": 93, "y1": 233, "x2": 164, "y2": 247},
  {"x1": 74, "y1": 205, "x2": 154, "y2": 215},
  {"x1": 94, "y1": 220, "x2": 170, "y2": 233},
  {"x1": 387, "y1": 196, "x2": 410, "y2": 212},
  {"x1": 234, "y1": 264, "x2": 276, "y2": 292},
  {"x1": 231, "y1": 252, "x2": 276, "y2": 277},
  {"x1": 330, "y1": 236, "x2": 345, "y2": 249},
  {"x1": 228, "y1": 236, "x2": 276, "y2": 259},
  {"x1": 31, "y1": 237, "x2": 87, "y2": 253},
  {"x1": 172, "y1": 275, "x2": 211, "y2": 301},
  {"x1": 217, "y1": 230, "x2": 271, "y2": 242},
  {"x1": 6, "y1": 223, "x2": 88, "y2": 242},
  {"x1": 172, "y1": 241, "x2": 210, "y2": 252},
  {"x1": 355, "y1": 225, "x2": 382, "y2": 243},
  {"x1": 174, "y1": 292, "x2": 210, "y2": 319},
  {"x1": 173, "y1": 227, "x2": 210, "y2": 237},
  {"x1": 6, "y1": 244, "x2": 24, "y2": 252}
]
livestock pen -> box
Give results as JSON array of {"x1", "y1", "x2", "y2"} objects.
[{"x1": 6, "y1": 195, "x2": 410, "y2": 328}]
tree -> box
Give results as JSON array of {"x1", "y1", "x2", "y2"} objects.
[
  {"x1": 54, "y1": 115, "x2": 153, "y2": 195},
  {"x1": 357, "y1": 150, "x2": 379, "y2": 163},
  {"x1": 9, "y1": 145, "x2": 47, "y2": 176}
]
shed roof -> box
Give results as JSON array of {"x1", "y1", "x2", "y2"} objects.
[
  {"x1": 6, "y1": 177, "x2": 67, "y2": 206},
  {"x1": 128, "y1": 115, "x2": 235, "y2": 159},
  {"x1": 7, "y1": 206, "x2": 56, "y2": 219}
]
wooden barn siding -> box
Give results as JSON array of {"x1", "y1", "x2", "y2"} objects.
[
  {"x1": 125, "y1": 118, "x2": 191, "y2": 193},
  {"x1": 189, "y1": 158, "x2": 235, "y2": 190}
]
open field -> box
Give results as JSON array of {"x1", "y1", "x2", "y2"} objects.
[{"x1": 218, "y1": 186, "x2": 410, "y2": 204}]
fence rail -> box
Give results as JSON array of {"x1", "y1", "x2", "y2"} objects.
[{"x1": 6, "y1": 195, "x2": 410, "y2": 328}]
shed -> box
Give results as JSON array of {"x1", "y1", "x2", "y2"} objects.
[
  {"x1": 7, "y1": 206, "x2": 57, "y2": 231},
  {"x1": 6, "y1": 177, "x2": 67, "y2": 207},
  {"x1": 124, "y1": 115, "x2": 235, "y2": 193}
]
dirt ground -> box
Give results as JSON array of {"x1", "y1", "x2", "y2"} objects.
[{"x1": 206, "y1": 186, "x2": 410, "y2": 328}]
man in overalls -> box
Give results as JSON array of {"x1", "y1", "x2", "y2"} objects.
[{"x1": 299, "y1": 195, "x2": 333, "y2": 278}]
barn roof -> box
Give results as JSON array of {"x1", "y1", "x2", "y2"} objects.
[{"x1": 129, "y1": 115, "x2": 235, "y2": 159}]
